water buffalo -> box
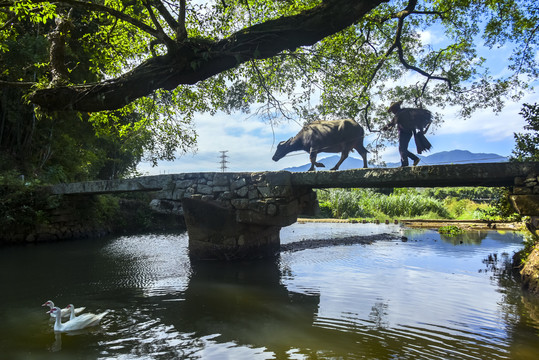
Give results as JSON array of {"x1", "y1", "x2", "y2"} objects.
[{"x1": 272, "y1": 119, "x2": 368, "y2": 171}]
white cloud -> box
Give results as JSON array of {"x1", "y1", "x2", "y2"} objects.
[
  {"x1": 138, "y1": 111, "x2": 307, "y2": 174},
  {"x1": 419, "y1": 30, "x2": 432, "y2": 45},
  {"x1": 418, "y1": 28, "x2": 447, "y2": 47},
  {"x1": 433, "y1": 91, "x2": 536, "y2": 142}
]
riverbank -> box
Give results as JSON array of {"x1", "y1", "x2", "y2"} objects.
[
  {"x1": 400, "y1": 219, "x2": 523, "y2": 231},
  {"x1": 521, "y1": 243, "x2": 539, "y2": 294}
]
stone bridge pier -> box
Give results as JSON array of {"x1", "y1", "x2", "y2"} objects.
[{"x1": 150, "y1": 172, "x2": 316, "y2": 261}]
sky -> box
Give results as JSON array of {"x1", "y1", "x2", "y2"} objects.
[{"x1": 137, "y1": 27, "x2": 538, "y2": 175}]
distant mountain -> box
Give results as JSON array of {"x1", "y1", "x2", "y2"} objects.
[{"x1": 283, "y1": 149, "x2": 508, "y2": 172}]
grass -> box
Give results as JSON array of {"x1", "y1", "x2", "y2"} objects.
[{"x1": 316, "y1": 187, "x2": 513, "y2": 221}]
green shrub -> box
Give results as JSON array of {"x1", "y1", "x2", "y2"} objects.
[
  {"x1": 315, "y1": 186, "x2": 519, "y2": 221},
  {"x1": 425, "y1": 187, "x2": 504, "y2": 201},
  {"x1": 438, "y1": 225, "x2": 465, "y2": 236},
  {"x1": 0, "y1": 170, "x2": 54, "y2": 233},
  {"x1": 316, "y1": 188, "x2": 450, "y2": 219}
]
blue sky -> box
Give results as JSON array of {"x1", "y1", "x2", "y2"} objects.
[{"x1": 138, "y1": 27, "x2": 538, "y2": 175}]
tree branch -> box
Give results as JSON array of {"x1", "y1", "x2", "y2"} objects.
[
  {"x1": 357, "y1": 25, "x2": 399, "y2": 104},
  {"x1": 151, "y1": 0, "x2": 180, "y2": 35},
  {"x1": 177, "y1": 0, "x2": 187, "y2": 40},
  {"x1": 28, "y1": 0, "x2": 389, "y2": 112},
  {"x1": 143, "y1": 0, "x2": 173, "y2": 46},
  {"x1": 393, "y1": 21, "x2": 453, "y2": 89},
  {"x1": 48, "y1": 9, "x2": 73, "y2": 85},
  {"x1": 1, "y1": 14, "x2": 16, "y2": 30},
  {"x1": 0, "y1": 80, "x2": 35, "y2": 88},
  {"x1": 372, "y1": 0, "x2": 453, "y2": 93},
  {"x1": 250, "y1": 59, "x2": 293, "y2": 121}
]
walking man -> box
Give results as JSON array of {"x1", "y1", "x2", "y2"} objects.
[{"x1": 382, "y1": 101, "x2": 432, "y2": 167}]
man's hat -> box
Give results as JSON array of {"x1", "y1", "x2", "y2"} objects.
[{"x1": 388, "y1": 101, "x2": 403, "y2": 113}]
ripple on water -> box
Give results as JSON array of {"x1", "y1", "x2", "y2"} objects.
[
  {"x1": 101, "y1": 233, "x2": 191, "y2": 294},
  {"x1": 278, "y1": 225, "x2": 530, "y2": 359}
]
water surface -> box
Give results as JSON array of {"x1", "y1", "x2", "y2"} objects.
[{"x1": 0, "y1": 223, "x2": 538, "y2": 359}]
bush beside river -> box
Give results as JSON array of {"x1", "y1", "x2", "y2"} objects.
[
  {"x1": 0, "y1": 176, "x2": 184, "y2": 244},
  {"x1": 316, "y1": 187, "x2": 515, "y2": 222}
]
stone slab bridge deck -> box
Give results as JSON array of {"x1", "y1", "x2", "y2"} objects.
[{"x1": 50, "y1": 162, "x2": 539, "y2": 261}]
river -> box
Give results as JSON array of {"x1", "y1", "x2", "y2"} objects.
[{"x1": 0, "y1": 223, "x2": 538, "y2": 359}]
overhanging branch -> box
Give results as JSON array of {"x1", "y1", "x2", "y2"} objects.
[
  {"x1": 151, "y1": 0, "x2": 180, "y2": 34},
  {"x1": 360, "y1": 0, "x2": 453, "y2": 101},
  {"x1": 28, "y1": 0, "x2": 389, "y2": 112},
  {"x1": 0, "y1": 80, "x2": 35, "y2": 88}
]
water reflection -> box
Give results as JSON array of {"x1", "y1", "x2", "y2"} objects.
[
  {"x1": 178, "y1": 260, "x2": 320, "y2": 357},
  {"x1": 440, "y1": 230, "x2": 488, "y2": 244},
  {"x1": 50, "y1": 332, "x2": 62, "y2": 352},
  {"x1": 278, "y1": 227, "x2": 536, "y2": 359}
]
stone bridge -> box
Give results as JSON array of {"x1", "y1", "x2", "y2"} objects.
[{"x1": 50, "y1": 162, "x2": 539, "y2": 260}]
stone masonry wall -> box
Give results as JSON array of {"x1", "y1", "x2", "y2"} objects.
[
  {"x1": 149, "y1": 171, "x2": 316, "y2": 227},
  {"x1": 513, "y1": 171, "x2": 539, "y2": 196},
  {"x1": 511, "y1": 170, "x2": 539, "y2": 221},
  {"x1": 1, "y1": 195, "x2": 110, "y2": 244}
]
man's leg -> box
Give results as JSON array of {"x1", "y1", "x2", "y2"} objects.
[{"x1": 398, "y1": 130, "x2": 413, "y2": 166}]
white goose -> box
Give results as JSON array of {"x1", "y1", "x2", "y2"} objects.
[
  {"x1": 42, "y1": 300, "x2": 85, "y2": 320},
  {"x1": 65, "y1": 303, "x2": 93, "y2": 321},
  {"x1": 48, "y1": 306, "x2": 108, "y2": 332}
]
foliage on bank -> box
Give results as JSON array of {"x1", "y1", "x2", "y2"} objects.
[
  {"x1": 511, "y1": 102, "x2": 539, "y2": 295},
  {"x1": 511, "y1": 103, "x2": 539, "y2": 163},
  {"x1": 0, "y1": 171, "x2": 182, "y2": 244},
  {"x1": 517, "y1": 235, "x2": 539, "y2": 295},
  {"x1": 316, "y1": 187, "x2": 516, "y2": 221},
  {"x1": 317, "y1": 188, "x2": 448, "y2": 219},
  {"x1": 0, "y1": 170, "x2": 56, "y2": 235}
]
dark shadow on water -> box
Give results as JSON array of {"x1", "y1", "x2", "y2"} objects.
[{"x1": 155, "y1": 259, "x2": 320, "y2": 357}]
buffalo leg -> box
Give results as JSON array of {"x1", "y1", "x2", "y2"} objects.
[
  {"x1": 354, "y1": 145, "x2": 368, "y2": 168},
  {"x1": 309, "y1": 151, "x2": 325, "y2": 171},
  {"x1": 331, "y1": 151, "x2": 349, "y2": 171},
  {"x1": 308, "y1": 152, "x2": 317, "y2": 171}
]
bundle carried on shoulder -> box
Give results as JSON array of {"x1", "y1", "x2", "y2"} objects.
[
  {"x1": 396, "y1": 108, "x2": 432, "y2": 133},
  {"x1": 414, "y1": 131, "x2": 432, "y2": 154}
]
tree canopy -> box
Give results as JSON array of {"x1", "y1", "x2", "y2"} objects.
[
  {"x1": 512, "y1": 103, "x2": 539, "y2": 162},
  {"x1": 1, "y1": 0, "x2": 538, "y2": 178},
  {"x1": 3, "y1": 0, "x2": 537, "y2": 115}
]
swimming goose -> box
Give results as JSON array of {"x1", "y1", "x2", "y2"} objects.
[
  {"x1": 47, "y1": 306, "x2": 108, "y2": 332},
  {"x1": 42, "y1": 300, "x2": 85, "y2": 319}
]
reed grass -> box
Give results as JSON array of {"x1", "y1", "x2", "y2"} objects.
[{"x1": 317, "y1": 188, "x2": 451, "y2": 220}]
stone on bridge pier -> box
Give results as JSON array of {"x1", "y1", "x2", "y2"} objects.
[{"x1": 178, "y1": 171, "x2": 316, "y2": 261}]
